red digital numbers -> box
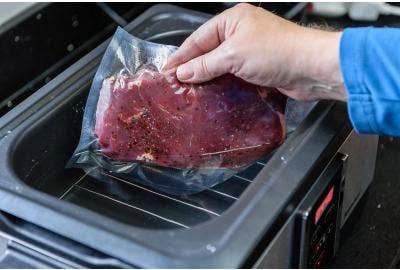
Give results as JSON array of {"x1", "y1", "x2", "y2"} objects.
[{"x1": 315, "y1": 187, "x2": 334, "y2": 224}]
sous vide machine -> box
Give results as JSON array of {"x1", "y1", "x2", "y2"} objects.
[{"x1": 0, "y1": 5, "x2": 378, "y2": 268}]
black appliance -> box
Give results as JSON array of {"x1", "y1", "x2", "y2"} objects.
[{"x1": 0, "y1": 4, "x2": 377, "y2": 268}]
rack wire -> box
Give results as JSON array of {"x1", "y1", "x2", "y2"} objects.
[{"x1": 58, "y1": 157, "x2": 270, "y2": 230}]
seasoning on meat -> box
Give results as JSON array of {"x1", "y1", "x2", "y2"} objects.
[{"x1": 95, "y1": 68, "x2": 286, "y2": 169}]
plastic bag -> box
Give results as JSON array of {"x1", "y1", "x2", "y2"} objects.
[{"x1": 68, "y1": 27, "x2": 286, "y2": 195}]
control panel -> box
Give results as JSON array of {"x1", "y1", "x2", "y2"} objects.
[{"x1": 294, "y1": 154, "x2": 346, "y2": 268}]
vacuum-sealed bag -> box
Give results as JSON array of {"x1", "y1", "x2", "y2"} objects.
[{"x1": 68, "y1": 27, "x2": 287, "y2": 195}]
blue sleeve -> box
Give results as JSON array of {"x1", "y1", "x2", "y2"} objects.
[{"x1": 340, "y1": 27, "x2": 400, "y2": 136}]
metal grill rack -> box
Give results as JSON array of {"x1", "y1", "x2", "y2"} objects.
[{"x1": 58, "y1": 156, "x2": 271, "y2": 230}]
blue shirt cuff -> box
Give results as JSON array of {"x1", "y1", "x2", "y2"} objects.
[{"x1": 340, "y1": 27, "x2": 378, "y2": 134}]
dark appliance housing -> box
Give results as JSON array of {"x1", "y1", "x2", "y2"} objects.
[{"x1": 0, "y1": 4, "x2": 377, "y2": 268}]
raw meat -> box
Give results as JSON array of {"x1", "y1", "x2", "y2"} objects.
[{"x1": 95, "y1": 68, "x2": 286, "y2": 169}]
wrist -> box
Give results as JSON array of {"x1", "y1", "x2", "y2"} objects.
[{"x1": 289, "y1": 28, "x2": 347, "y2": 101}]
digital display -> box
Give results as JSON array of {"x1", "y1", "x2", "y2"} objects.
[{"x1": 314, "y1": 186, "x2": 334, "y2": 224}]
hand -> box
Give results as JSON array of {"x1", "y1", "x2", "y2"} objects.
[{"x1": 165, "y1": 3, "x2": 347, "y2": 102}]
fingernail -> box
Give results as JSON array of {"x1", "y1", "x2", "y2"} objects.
[{"x1": 176, "y1": 63, "x2": 194, "y2": 80}]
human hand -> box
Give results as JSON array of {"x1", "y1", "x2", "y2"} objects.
[{"x1": 165, "y1": 3, "x2": 347, "y2": 102}]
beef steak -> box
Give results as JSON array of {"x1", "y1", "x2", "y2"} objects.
[{"x1": 95, "y1": 69, "x2": 286, "y2": 169}]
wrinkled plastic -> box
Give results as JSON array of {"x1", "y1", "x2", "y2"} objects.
[{"x1": 68, "y1": 27, "x2": 286, "y2": 195}]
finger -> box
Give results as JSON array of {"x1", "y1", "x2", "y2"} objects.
[
  {"x1": 176, "y1": 42, "x2": 237, "y2": 83},
  {"x1": 165, "y1": 13, "x2": 227, "y2": 70}
]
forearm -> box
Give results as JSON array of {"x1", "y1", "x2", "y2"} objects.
[
  {"x1": 280, "y1": 27, "x2": 347, "y2": 102},
  {"x1": 278, "y1": 24, "x2": 400, "y2": 136}
]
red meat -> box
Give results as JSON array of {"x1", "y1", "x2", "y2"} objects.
[{"x1": 95, "y1": 69, "x2": 286, "y2": 169}]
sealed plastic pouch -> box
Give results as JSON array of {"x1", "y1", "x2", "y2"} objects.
[{"x1": 68, "y1": 27, "x2": 286, "y2": 195}]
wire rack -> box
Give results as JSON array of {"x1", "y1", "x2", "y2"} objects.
[{"x1": 59, "y1": 157, "x2": 271, "y2": 230}]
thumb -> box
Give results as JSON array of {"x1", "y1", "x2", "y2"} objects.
[{"x1": 176, "y1": 42, "x2": 237, "y2": 83}]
